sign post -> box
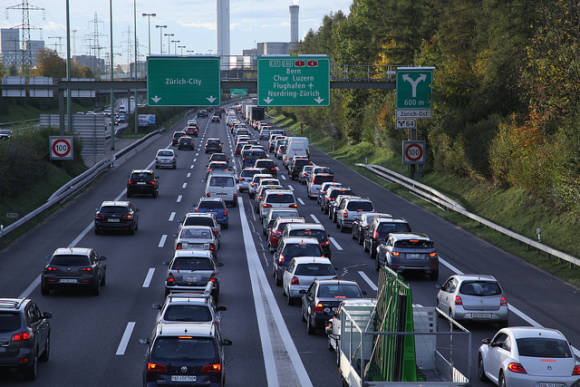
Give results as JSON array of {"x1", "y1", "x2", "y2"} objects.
[
  {"x1": 49, "y1": 136, "x2": 74, "y2": 160},
  {"x1": 147, "y1": 56, "x2": 220, "y2": 106},
  {"x1": 402, "y1": 141, "x2": 426, "y2": 165},
  {"x1": 257, "y1": 55, "x2": 330, "y2": 107}
]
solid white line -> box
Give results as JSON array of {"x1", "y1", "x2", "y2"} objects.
[
  {"x1": 358, "y1": 271, "x2": 378, "y2": 291},
  {"x1": 309, "y1": 214, "x2": 320, "y2": 224},
  {"x1": 69, "y1": 222, "x2": 95, "y2": 248},
  {"x1": 115, "y1": 322, "x2": 136, "y2": 356},
  {"x1": 168, "y1": 212, "x2": 176, "y2": 222},
  {"x1": 280, "y1": 174, "x2": 286, "y2": 180},
  {"x1": 158, "y1": 234, "x2": 167, "y2": 248},
  {"x1": 176, "y1": 194, "x2": 182, "y2": 203},
  {"x1": 182, "y1": 182, "x2": 188, "y2": 189},
  {"x1": 190, "y1": 165, "x2": 194, "y2": 169},
  {"x1": 142, "y1": 268, "x2": 155, "y2": 288},
  {"x1": 287, "y1": 185, "x2": 294, "y2": 191},
  {"x1": 114, "y1": 188, "x2": 127, "y2": 201},
  {"x1": 297, "y1": 198, "x2": 305, "y2": 205},
  {"x1": 18, "y1": 276, "x2": 40, "y2": 299},
  {"x1": 187, "y1": 172, "x2": 191, "y2": 178},
  {"x1": 329, "y1": 237, "x2": 343, "y2": 251}
]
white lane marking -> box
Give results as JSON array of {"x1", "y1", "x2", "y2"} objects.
[
  {"x1": 329, "y1": 237, "x2": 343, "y2": 251},
  {"x1": 158, "y1": 234, "x2": 167, "y2": 248},
  {"x1": 358, "y1": 271, "x2": 378, "y2": 291},
  {"x1": 195, "y1": 152, "x2": 199, "y2": 156},
  {"x1": 115, "y1": 322, "x2": 136, "y2": 356},
  {"x1": 177, "y1": 194, "x2": 182, "y2": 203},
  {"x1": 280, "y1": 174, "x2": 286, "y2": 180},
  {"x1": 182, "y1": 182, "x2": 188, "y2": 189},
  {"x1": 309, "y1": 214, "x2": 320, "y2": 224},
  {"x1": 193, "y1": 159, "x2": 197, "y2": 163},
  {"x1": 18, "y1": 276, "x2": 40, "y2": 299},
  {"x1": 142, "y1": 268, "x2": 155, "y2": 288},
  {"x1": 187, "y1": 172, "x2": 191, "y2": 178},
  {"x1": 168, "y1": 212, "x2": 176, "y2": 222},
  {"x1": 297, "y1": 198, "x2": 305, "y2": 205},
  {"x1": 114, "y1": 188, "x2": 127, "y2": 201},
  {"x1": 238, "y1": 197, "x2": 313, "y2": 386},
  {"x1": 190, "y1": 165, "x2": 194, "y2": 169},
  {"x1": 287, "y1": 185, "x2": 294, "y2": 191}
]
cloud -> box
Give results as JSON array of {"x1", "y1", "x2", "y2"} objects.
[
  {"x1": 43, "y1": 21, "x2": 65, "y2": 31},
  {"x1": 178, "y1": 21, "x2": 216, "y2": 31}
]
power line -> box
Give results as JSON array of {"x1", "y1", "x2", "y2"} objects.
[{"x1": 6, "y1": 0, "x2": 45, "y2": 76}]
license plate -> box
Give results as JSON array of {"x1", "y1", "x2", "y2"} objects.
[
  {"x1": 107, "y1": 218, "x2": 120, "y2": 222},
  {"x1": 471, "y1": 313, "x2": 492, "y2": 319},
  {"x1": 217, "y1": 193, "x2": 226, "y2": 196},
  {"x1": 137, "y1": 182, "x2": 146, "y2": 185},
  {"x1": 539, "y1": 384, "x2": 565, "y2": 387},
  {"x1": 407, "y1": 253, "x2": 424, "y2": 260},
  {"x1": 171, "y1": 375, "x2": 196, "y2": 382},
  {"x1": 60, "y1": 279, "x2": 77, "y2": 283},
  {"x1": 185, "y1": 276, "x2": 199, "y2": 283}
]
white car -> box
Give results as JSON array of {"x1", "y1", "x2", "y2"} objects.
[
  {"x1": 478, "y1": 327, "x2": 580, "y2": 387},
  {"x1": 258, "y1": 190, "x2": 297, "y2": 220},
  {"x1": 155, "y1": 148, "x2": 176, "y2": 169},
  {"x1": 282, "y1": 257, "x2": 336, "y2": 305},
  {"x1": 204, "y1": 172, "x2": 237, "y2": 206}
]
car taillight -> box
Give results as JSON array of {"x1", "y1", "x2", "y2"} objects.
[
  {"x1": 322, "y1": 240, "x2": 330, "y2": 246},
  {"x1": 392, "y1": 251, "x2": 400, "y2": 256},
  {"x1": 150, "y1": 181, "x2": 156, "y2": 185},
  {"x1": 11, "y1": 331, "x2": 31, "y2": 342},
  {"x1": 343, "y1": 210, "x2": 348, "y2": 218},
  {"x1": 250, "y1": 182, "x2": 254, "y2": 187},
  {"x1": 46, "y1": 266, "x2": 57, "y2": 272},
  {"x1": 167, "y1": 274, "x2": 175, "y2": 284},
  {"x1": 429, "y1": 251, "x2": 437, "y2": 257},
  {"x1": 155, "y1": 157, "x2": 158, "y2": 160},
  {"x1": 239, "y1": 177, "x2": 243, "y2": 182},
  {"x1": 123, "y1": 214, "x2": 134, "y2": 220},
  {"x1": 507, "y1": 362, "x2": 527, "y2": 374},
  {"x1": 207, "y1": 193, "x2": 211, "y2": 197},
  {"x1": 573, "y1": 365, "x2": 580, "y2": 376},
  {"x1": 291, "y1": 276, "x2": 299, "y2": 285},
  {"x1": 278, "y1": 254, "x2": 285, "y2": 264},
  {"x1": 233, "y1": 193, "x2": 237, "y2": 198},
  {"x1": 213, "y1": 229, "x2": 219, "y2": 236},
  {"x1": 96, "y1": 214, "x2": 105, "y2": 220},
  {"x1": 147, "y1": 362, "x2": 168, "y2": 374},
  {"x1": 201, "y1": 363, "x2": 222, "y2": 374},
  {"x1": 373, "y1": 231, "x2": 379, "y2": 239},
  {"x1": 289, "y1": 203, "x2": 298, "y2": 208},
  {"x1": 314, "y1": 303, "x2": 324, "y2": 313},
  {"x1": 128, "y1": 180, "x2": 133, "y2": 185},
  {"x1": 455, "y1": 296, "x2": 463, "y2": 305},
  {"x1": 81, "y1": 267, "x2": 93, "y2": 272},
  {"x1": 224, "y1": 209, "x2": 228, "y2": 216},
  {"x1": 258, "y1": 195, "x2": 262, "y2": 200},
  {"x1": 209, "y1": 244, "x2": 216, "y2": 251},
  {"x1": 263, "y1": 203, "x2": 272, "y2": 208},
  {"x1": 195, "y1": 209, "x2": 200, "y2": 212},
  {"x1": 176, "y1": 243, "x2": 182, "y2": 250},
  {"x1": 274, "y1": 230, "x2": 281, "y2": 236},
  {"x1": 209, "y1": 273, "x2": 216, "y2": 283},
  {"x1": 500, "y1": 296, "x2": 507, "y2": 306}
]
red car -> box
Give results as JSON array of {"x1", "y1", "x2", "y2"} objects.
[
  {"x1": 267, "y1": 217, "x2": 305, "y2": 252},
  {"x1": 185, "y1": 125, "x2": 199, "y2": 137}
]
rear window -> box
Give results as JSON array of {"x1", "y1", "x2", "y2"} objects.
[
  {"x1": 330, "y1": 189, "x2": 352, "y2": 199},
  {"x1": 347, "y1": 201, "x2": 374, "y2": 211},
  {"x1": 267, "y1": 193, "x2": 295, "y2": 204},
  {"x1": 50, "y1": 255, "x2": 90, "y2": 266},
  {"x1": 207, "y1": 139, "x2": 220, "y2": 144},
  {"x1": 377, "y1": 222, "x2": 411, "y2": 235},
  {"x1": 394, "y1": 239, "x2": 433, "y2": 249},
  {"x1": 198, "y1": 200, "x2": 224, "y2": 209},
  {"x1": 152, "y1": 337, "x2": 217, "y2": 361},
  {"x1": 314, "y1": 167, "x2": 332, "y2": 174},
  {"x1": 184, "y1": 217, "x2": 214, "y2": 227},
  {"x1": 289, "y1": 229, "x2": 327, "y2": 242},
  {"x1": 164, "y1": 305, "x2": 212, "y2": 322},
  {"x1": 0, "y1": 313, "x2": 21, "y2": 333},
  {"x1": 173, "y1": 132, "x2": 185, "y2": 138},
  {"x1": 180, "y1": 228, "x2": 212, "y2": 239},
  {"x1": 100, "y1": 205, "x2": 129, "y2": 214},
  {"x1": 130, "y1": 172, "x2": 153, "y2": 182},
  {"x1": 158, "y1": 150, "x2": 173, "y2": 157},
  {"x1": 179, "y1": 137, "x2": 192, "y2": 142},
  {"x1": 317, "y1": 284, "x2": 362, "y2": 298},
  {"x1": 270, "y1": 211, "x2": 298, "y2": 221},
  {"x1": 210, "y1": 176, "x2": 234, "y2": 187},
  {"x1": 459, "y1": 281, "x2": 501, "y2": 296},
  {"x1": 171, "y1": 257, "x2": 213, "y2": 271},
  {"x1": 284, "y1": 243, "x2": 322, "y2": 257},
  {"x1": 241, "y1": 169, "x2": 260, "y2": 178},
  {"x1": 256, "y1": 160, "x2": 275, "y2": 168},
  {"x1": 313, "y1": 175, "x2": 334, "y2": 184},
  {"x1": 295, "y1": 263, "x2": 335, "y2": 276},
  {"x1": 516, "y1": 338, "x2": 572, "y2": 358},
  {"x1": 211, "y1": 154, "x2": 227, "y2": 162}
]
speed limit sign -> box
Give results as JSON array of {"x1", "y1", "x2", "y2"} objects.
[
  {"x1": 402, "y1": 140, "x2": 426, "y2": 165},
  {"x1": 49, "y1": 136, "x2": 74, "y2": 160}
]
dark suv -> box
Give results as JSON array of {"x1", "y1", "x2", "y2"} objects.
[
  {"x1": 205, "y1": 138, "x2": 222, "y2": 153},
  {"x1": 94, "y1": 201, "x2": 139, "y2": 234},
  {"x1": 197, "y1": 109, "x2": 209, "y2": 118},
  {"x1": 127, "y1": 170, "x2": 159, "y2": 198},
  {"x1": 0, "y1": 298, "x2": 52, "y2": 380},
  {"x1": 172, "y1": 131, "x2": 186, "y2": 146}
]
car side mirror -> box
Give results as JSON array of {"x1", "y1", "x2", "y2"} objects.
[
  {"x1": 42, "y1": 312, "x2": 52, "y2": 319},
  {"x1": 216, "y1": 306, "x2": 227, "y2": 311},
  {"x1": 221, "y1": 339, "x2": 233, "y2": 346},
  {"x1": 152, "y1": 303, "x2": 161, "y2": 310},
  {"x1": 139, "y1": 338, "x2": 151, "y2": 345},
  {"x1": 481, "y1": 338, "x2": 491, "y2": 345},
  {"x1": 217, "y1": 262, "x2": 224, "y2": 267}
]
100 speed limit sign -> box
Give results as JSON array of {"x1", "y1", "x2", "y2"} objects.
[
  {"x1": 49, "y1": 136, "x2": 74, "y2": 160},
  {"x1": 402, "y1": 140, "x2": 426, "y2": 165}
]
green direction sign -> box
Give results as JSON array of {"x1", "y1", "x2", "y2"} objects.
[
  {"x1": 230, "y1": 88, "x2": 248, "y2": 96},
  {"x1": 257, "y1": 55, "x2": 330, "y2": 107},
  {"x1": 396, "y1": 67, "x2": 434, "y2": 118},
  {"x1": 147, "y1": 56, "x2": 220, "y2": 106}
]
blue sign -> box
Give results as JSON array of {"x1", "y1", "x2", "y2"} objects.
[{"x1": 138, "y1": 114, "x2": 156, "y2": 127}]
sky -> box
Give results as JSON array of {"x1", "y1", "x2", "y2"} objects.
[{"x1": 0, "y1": 0, "x2": 351, "y2": 62}]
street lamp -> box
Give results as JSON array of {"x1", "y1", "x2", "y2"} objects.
[
  {"x1": 155, "y1": 24, "x2": 167, "y2": 54},
  {"x1": 171, "y1": 40, "x2": 180, "y2": 55},
  {"x1": 141, "y1": 12, "x2": 156, "y2": 57},
  {"x1": 178, "y1": 45, "x2": 186, "y2": 56},
  {"x1": 164, "y1": 33, "x2": 174, "y2": 54}
]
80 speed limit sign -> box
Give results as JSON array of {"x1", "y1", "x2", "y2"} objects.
[
  {"x1": 402, "y1": 140, "x2": 426, "y2": 165},
  {"x1": 49, "y1": 136, "x2": 74, "y2": 160}
]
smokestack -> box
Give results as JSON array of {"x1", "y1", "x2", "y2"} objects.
[
  {"x1": 217, "y1": 0, "x2": 230, "y2": 59},
  {"x1": 289, "y1": 4, "x2": 299, "y2": 43}
]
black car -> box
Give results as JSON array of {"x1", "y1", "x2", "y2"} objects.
[
  {"x1": 94, "y1": 201, "x2": 139, "y2": 234},
  {"x1": 289, "y1": 158, "x2": 312, "y2": 179},
  {"x1": 0, "y1": 298, "x2": 51, "y2": 380},
  {"x1": 205, "y1": 138, "x2": 222, "y2": 153},
  {"x1": 363, "y1": 218, "x2": 411, "y2": 258},
  {"x1": 127, "y1": 170, "x2": 159, "y2": 198},
  {"x1": 41, "y1": 247, "x2": 106, "y2": 296},
  {"x1": 197, "y1": 109, "x2": 209, "y2": 118},
  {"x1": 172, "y1": 131, "x2": 186, "y2": 146},
  {"x1": 178, "y1": 136, "x2": 195, "y2": 150},
  {"x1": 253, "y1": 159, "x2": 277, "y2": 177}
]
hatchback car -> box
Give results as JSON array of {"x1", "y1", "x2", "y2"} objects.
[
  {"x1": 352, "y1": 212, "x2": 392, "y2": 245},
  {"x1": 195, "y1": 198, "x2": 229, "y2": 228},
  {"x1": 0, "y1": 298, "x2": 51, "y2": 380},
  {"x1": 283, "y1": 257, "x2": 336, "y2": 305},
  {"x1": 94, "y1": 201, "x2": 138, "y2": 234},
  {"x1": 289, "y1": 157, "x2": 312, "y2": 180},
  {"x1": 184, "y1": 123, "x2": 199, "y2": 137},
  {"x1": 254, "y1": 159, "x2": 277, "y2": 177},
  {"x1": 317, "y1": 182, "x2": 343, "y2": 206},
  {"x1": 248, "y1": 173, "x2": 274, "y2": 198},
  {"x1": 41, "y1": 247, "x2": 106, "y2": 296},
  {"x1": 197, "y1": 109, "x2": 208, "y2": 117},
  {"x1": 262, "y1": 208, "x2": 300, "y2": 233},
  {"x1": 298, "y1": 165, "x2": 316, "y2": 184},
  {"x1": 155, "y1": 149, "x2": 177, "y2": 169},
  {"x1": 376, "y1": 233, "x2": 439, "y2": 280},
  {"x1": 478, "y1": 327, "x2": 580, "y2": 387},
  {"x1": 127, "y1": 169, "x2": 159, "y2": 198},
  {"x1": 273, "y1": 237, "x2": 322, "y2": 286},
  {"x1": 178, "y1": 136, "x2": 195, "y2": 150},
  {"x1": 283, "y1": 223, "x2": 332, "y2": 258},
  {"x1": 172, "y1": 131, "x2": 186, "y2": 146},
  {"x1": 205, "y1": 138, "x2": 222, "y2": 153},
  {"x1": 364, "y1": 218, "x2": 411, "y2": 258},
  {"x1": 154, "y1": 293, "x2": 226, "y2": 325},
  {"x1": 254, "y1": 183, "x2": 283, "y2": 213},
  {"x1": 267, "y1": 217, "x2": 306, "y2": 252},
  {"x1": 165, "y1": 250, "x2": 221, "y2": 301},
  {"x1": 307, "y1": 173, "x2": 336, "y2": 199},
  {"x1": 211, "y1": 114, "x2": 221, "y2": 122},
  {"x1": 437, "y1": 274, "x2": 508, "y2": 325},
  {"x1": 174, "y1": 226, "x2": 219, "y2": 258},
  {"x1": 259, "y1": 190, "x2": 298, "y2": 221},
  {"x1": 336, "y1": 197, "x2": 375, "y2": 232},
  {"x1": 178, "y1": 213, "x2": 221, "y2": 238},
  {"x1": 321, "y1": 187, "x2": 353, "y2": 214},
  {"x1": 238, "y1": 168, "x2": 264, "y2": 192},
  {"x1": 208, "y1": 153, "x2": 229, "y2": 166}
]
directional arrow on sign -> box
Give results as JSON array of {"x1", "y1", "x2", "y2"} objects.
[
  {"x1": 206, "y1": 96, "x2": 216, "y2": 103},
  {"x1": 314, "y1": 97, "x2": 324, "y2": 104},
  {"x1": 263, "y1": 97, "x2": 273, "y2": 104},
  {"x1": 151, "y1": 95, "x2": 162, "y2": 103}
]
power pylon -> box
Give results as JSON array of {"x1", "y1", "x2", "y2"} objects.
[{"x1": 6, "y1": 0, "x2": 45, "y2": 76}]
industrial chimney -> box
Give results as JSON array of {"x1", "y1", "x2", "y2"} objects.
[{"x1": 289, "y1": 3, "x2": 299, "y2": 43}]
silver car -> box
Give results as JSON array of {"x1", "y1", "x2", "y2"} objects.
[
  {"x1": 174, "y1": 226, "x2": 218, "y2": 258},
  {"x1": 164, "y1": 250, "x2": 222, "y2": 302},
  {"x1": 282, "y1": 257, "x2": 336, "y2": 305},
  {"x1": 154, "y1": 292, "x2": 225, "y2": 325},
  {"x1": 155, "y1": 148, "x2": 176, "y2": 169},
  {"x1": 436, "y1": 274, "x2": 508, "y2": 325},
  {"x1": 262, "y1": 208, "x2": 300, "y2": 233},
  {"x1": 478, "y1": 327, "x2": 580, "y2": 387}
]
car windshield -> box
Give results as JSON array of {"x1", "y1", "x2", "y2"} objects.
[
  {"x1": 171, "y1": 257, "x2": 213, "y2": 271},
  {"x1": 284, "y1": 243, "x2": 321, "y2": 257},
  {"x1": 313, "y1": 175, "x2": 334, "y2": 184},
  {"x1": 267, "y1": 193, "x2": 295, "y2": 204},
  {"x1": 184, "y1": 217, "x2": 214, "y2": 227},
  {"x1": 0, "y1": 312, "x2": 21, "y2": 333},
  {"x1": 459, "y1": 281, "x2": 501, "y2": 296},
  {"x1": 377, "y1": 222, "x2": 411, "y2": 235},
  {"x1": 317, "y1": 284, "x2": 362, "y2": 298},
  {"x1": 295, "y1": 263, "x2": 335, "y2": 276},
  {"x1": 180, "y1": 228, "x2": 212, "y2": 239},
  {"x1": 130, "y1": 173, "x2": 153, "y2": 182},
  {"x1": 395, "y1": 239, "x2": 433, "y2": 248},
  {"x1": 100, "y1": 206, "x2": 129, "y2": 214},
  {"x1": 152, "y1": 337, "x2": 217, "y2": 361},
  {"x1": 51, "y1": 255, "x2": 90, "y2": 266},
  {"x1": 210, "y1": 176, "x2": 234, "y2": 187},
  {"x1": 164, "y1": 305, "x2": 212, "y2": 322},
  {"x1": 158, "y1": 150, "x2": 173, "y2": 157},
  {"x1": 198, "y1": 201, "x2": 224, "y2": 209},
  {"x1": 209, "y1": 163, "x2": 227, "y2": 169},
  {"x1": 516, "y1": 338, "x2": 572, "y2": 358},
  {"x1": 290, "y1": 229, "x2": 327, "y2": 242},
  {"x1": 347, "y1": 201, "x2": 374, "y2": 211}
]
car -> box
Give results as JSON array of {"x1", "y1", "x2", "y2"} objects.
[
  {"x1": 234, "y1": 141, "x2": 249, "y2": 156},
  {"x1": 237, "y1": 168, "x2": 263, "y2": 192},
  {"x1": 254, "y1": 158, "x2": 277, "y2": 177},
  {"x1": 155, "y1": 148, "x2": 177, "y2": 169},
  {"x1": 208, "y1": 153, "x2": 229, "y2": 166},
  {"x1": 267, "y1": 217, "x2": 305, "y2": 252},
  {"x1": 154, "y1": 292, "x2": 226, "y2": 326},
  {"x1": 41, "y1": 247, "x2": 106, "y2": 295},
  {"x1": 364, "y1": 218, "x2": 411, "y2": 257},
  {"x1": 283, "y1": 223, "x2": 332, "y2": 258},
  {"x1": 254, "y1": 184, "x2": 284, "y2": 214},
  {"x1": 329, "y1": 195, "x2": 360, "y2": 223},
  {"x1": 258, "y1": 190, "x2": 298, "y2": 221},
  {"x1": 211, "y1": 114, "x2": 221, "y2": 122},
  {"x1": 298, "y1": 165, "x2": 316, "y2": 184},
  {"x1": 205, "y1": 172, "x2": 237, "y2": 207},
  {"x1": 275, "y1": 144, "x2": 287, "y2": 159},
  {"x1": 94, "y1": 200, "x2": 138, "y2": 234},
  {"x1": 195, "y1": 198, "x2": 229, "y2": 228},
  {"x1": 259, "y1": 127, "x2": 272, "y2": 140},
  {"x1": 127, "y1": 169, "x2": 159, "y2": 198},
  {"x1": 178, "y1": 136, "x2": 195, "y2": 150},
  {"x1": 352, "y1": 212, "x2": 392, "y2": 244},
  {"x1": 376, "y1": 232, "x2": 439, "y2": 280},
  {"x1": 311, "y1": 166, "x2": 333, "y2": 176},
  {"x1": 141, "y1": 322, "x2": 232, "y2": 387},
  {"x1": 268, "y1": 135, "x2": 284, "y2": 153},
  {"x1": 436, "y1": 274, "x2": 509, "y2": 325},
  {"x1": 283, "y1": 257, "x2": 336, "y2": 305},
  {"x1": 272, "y1": 237, "x2": 322, "y2": 286},
  {"x1": 317, "y1": 182, "x2": 343, "y2": 206},
  {"x1": 165, "y1": 250, "x2": 221, "y2": 300},
  {"x1": 289, "y1": 157, "x2": 312, "y2": 180},
  {"x1": 307, "y1": 173, "x2": 336, "y2": 199},
  {"x1": 206, "y1": 161, "x2": 232, "y2": 177},
  {"x1": 172, "y1": 131, "x2": 186, "y2": 146},
  {"x1": 248, "y1": 173, "x2": 274, "y2": 198},
  {"x1": 321, "y1": 187, "x2": 353, "y2": 214},
  {"x1": 242, "y1": 148, "x2": 267, "y2": 169},
  {"x1": 478, "y1": 327, "x2": 580, "y2": 387},
  {"x1": 262, "y1": 208, "x2": 300, "y2": 233},
  {"x1": 0, "y1": 128, "x2": 12, "y2": 140},
  {"x1": 335, "y1": 197, "x2": 375, "y2": 232},
  {"x1": 301, "y1": 280, "x2": 365, "y2": 334},
  {"x1": 178, "y1": 212, "x2": 221, "y2": 238},
  {"x1": 174, "y1": 226, "x2": 219, "y2": 258},
  {"x1": 197, "y1": 109, "x2": 209, "y2": 118},
  {"x1": 0, "y1": 298, "x2": 51, "y2": 380},
  {"x1": 184, "y1": 125, "x2": 199, "y2": 137},
  {"x1": 205, "y1": 138, "x2": 223, "y2": 153}
]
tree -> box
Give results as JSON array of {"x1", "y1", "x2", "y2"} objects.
[{"x1": 33, "y1": 49, "x2": 66, "y2": 78}]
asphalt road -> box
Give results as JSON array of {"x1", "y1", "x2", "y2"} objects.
[{"x1": 0, "y1": 105, "x2": 578, "y2": 386}]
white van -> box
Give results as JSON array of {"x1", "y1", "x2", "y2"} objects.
[
  {"x1": 286, "y1": 137, "x2": 309, "y2": 151},
  {"x1": 204, "y1": 172, "x2": 238, "y2": 206},
  {"x1": 283, "y1": 143, "x2": 309, "y2": 168}
]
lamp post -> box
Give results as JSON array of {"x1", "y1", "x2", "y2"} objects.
[
  {"x1": 141, "y1": 12, "x2": 156, "y2": 57},
  {"x1": 155, "y1": 24, "x2": 167, "y2": 54},
  {"x1": 178, "y1": 45, "x2": 186, "y2": 56},
  {"x1": 109, "y1": 0, "x2": 115, "y2": 150},
  {"x1": 164, "y1": 33, "x2": 174, "y2": 54},
  {"x1": 65, "y1": 0, "x2": 71, "y2": 135},
  {"x1": 171, "y1": 40, "x2": 180, "y2": 55}
]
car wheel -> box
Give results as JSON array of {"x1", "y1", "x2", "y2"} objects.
[
  {"x1": 153, "y1": 191, "x2": 158, "y2": 198},
  {"x1": 23, "y1": 353, "x2": 38, "y2": 380},
  {"x1": 223, "y1": 223, "x2": 228, "y2": 230},
  {"x1": 499, "y1": 372, "x2": 506, "y2": 387},
  {"x1": 301, "y1": 306, "x2": 306, "y2": 322},
  {"x1": 352, "y1": 229, "x2": 356, "y2": 239},
  {"x1": 370, "y1": 246, "x2": 377, "y2": 259},
  {"x1": 39, "y1": 336, "x2": 50, "y2": 362},
  {"x1": 155, "y1": 165, "x2": 158, "y2": 169},
  {"x1": 478, "y1": 355, "x2": 487, "y2": 381},
  {"x1": 40, "y1": 282, "x2": 50, "y2": 296},
  {"x1": 173, "y1": 165, "x2": 176, "y2": 169},
  {"x1": 306, "y1": 313, "x2": 315, "y2": 335}
]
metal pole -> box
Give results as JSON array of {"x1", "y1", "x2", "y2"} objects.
[
  {"x1": 134, "y1": 2, "x2": 139, "y2": 134},
  {"x1": 109, "y1": 0, "x2": 115, "y2": 150},
  {"x1": 65, "y1": 0, "x2": 72, "y2": 135}
]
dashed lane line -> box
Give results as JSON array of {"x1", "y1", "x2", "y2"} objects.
[
  {"x1": 358, "y1": 271, "x2": 378, "y2": 291},
  {"x1": 158, "y1": 234, "x2": 167, "y2": 248},
  {"x1": 168, "y1": 212, "x2": 176, "y2": 222},
  {"x1": 177, "y1": 194, "x2": 182, "y2": 203},
  {"x1": 309, "y1": 214, "x2": 320, "y2": 224},
  {"x1": 115, "y1": 322, "x2": 136, "y2": 356},
  {"x1": 182, "y1": 182, "x2": 188, "y2": 189},
  {"x1": 329, "y1": 237, "x2": 343, "y2": 251},
  {"x1": 297, "y1": 198, "x2": 305, "y2": 205},
  {"x1": 142, "y1": 268, "x2": 155, "y2": 288},
  {"x1": 186, "y1": 172, "x2": 191, "y2": 178}
]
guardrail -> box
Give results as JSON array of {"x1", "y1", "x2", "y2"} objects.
[{"x1": 356, "y1": 163, "x2": 580, "y2": 269}]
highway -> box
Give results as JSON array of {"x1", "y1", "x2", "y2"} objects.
[{"x1": 0, "y1": 105, "x2": 578, "y2": 386}]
